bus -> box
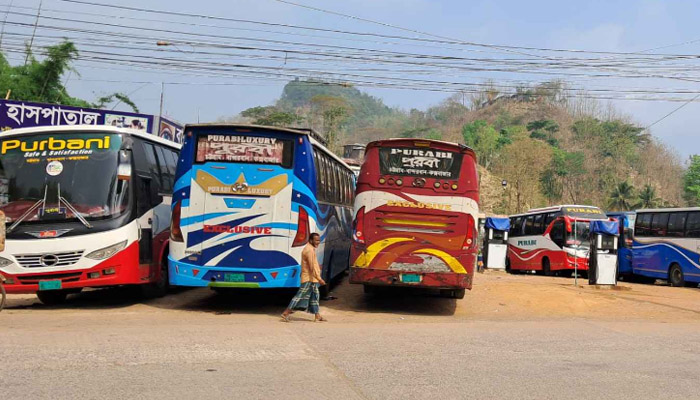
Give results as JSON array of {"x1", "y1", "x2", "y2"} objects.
[
  {"x1": 606, "y1": 211, "x2": 636, "y2": 279},
  {"x1": 507, "y1": 205, "x2": 608, "y2": 276},
  {"x1": 349, "y1": 139, "x2": 479, "y2": 298},
  {"x1": 632, "y1": 208, "x2": 700, "y2": 287},
  {"x1": 0, "y1": 125, "x2": 180, "y2": 304},
  {"x1": 168, "y1": 124, "x2": 354, "y2": 292}
]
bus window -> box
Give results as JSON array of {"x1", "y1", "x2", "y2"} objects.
[
  {"x1": 512, "y1": 217, "x2": 523, "y2": 236},
  {"x1": 544, "y1": 212, "x2": 557, "y2": 230},
  {"x1": 635, "y1": 213, "x2": 651, "y2": 236},
  {"x1": 650, "y1": 213, "x2": 669, "y2": 237},
  {"x1": 667, "y1": 212, "x2": 688, "y2": 238},
  {"x1": 686, "y1": 212, "x2": 700, "y2": 238},
  {"x1": 533, "y1": 214, "x2": 544, "y2": 234},
  {"x1": 524, "y1": 216, "x2": 535, "y2": 235},
  {"x1": 550, "y1": 220, "x2": 565, "y2": 247}
]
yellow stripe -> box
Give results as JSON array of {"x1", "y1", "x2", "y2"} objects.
[
  {"x1": 354, "y1": 237, "x2": 413, "y2": 268},
  {"x1": 381, "y1": 219, "x2": 449, "y2": 228},
  {"x1": 414, "y1": 248, "x2": 467, "y2": 274}
]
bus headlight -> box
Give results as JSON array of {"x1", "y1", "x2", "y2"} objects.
[
  {"x1": 86, "y1": 241, "x2": 128, "y2": 260},
  {"x1": 0, "y1": 256, "x2": 14, "y2": 268}
]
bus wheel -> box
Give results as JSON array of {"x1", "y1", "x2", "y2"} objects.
[
  {"x1": 36, "y1": 290, "x2": 69, "y2": 305},
  {"x1": 142, "y1": 254, "x2": 170, "y2": 298},
  {"x1": 669, "y1": 264, "x2": 685, "y2": 287},
  {"x1": 542, "y1": 258, "x2": 553, "y2": 276},
  {"x1": 450, "y1": 289, "x2": 465, "y2": 299}
]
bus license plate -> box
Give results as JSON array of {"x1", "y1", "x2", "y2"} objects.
[
  {"x1": 38, "y1": 280, "x2": 62, "y2": 291},
  {"x1": 401, "y1": 274, "x2": 421, "y2": 284},
  {"x1": 224, "y1": 273, "x2": 245, "y2": 282}
]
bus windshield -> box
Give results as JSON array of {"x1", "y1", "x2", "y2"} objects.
[
  {"x1": 566, "y1": 221, "x2": 591, "y2": 249},
  {"x1": 0, "y1": 133, "x2": 128, "y2": 224},
  {"x1": 378, "y1": 147, "x2": 463, "y2": 179}
]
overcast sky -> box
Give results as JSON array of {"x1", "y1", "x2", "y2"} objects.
[{"x1": 4, "y1": 0, "x2": 700, "y2": 158}]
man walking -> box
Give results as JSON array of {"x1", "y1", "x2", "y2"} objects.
[{"x1": 281, "y1": 233, "x2": 327, "y2": 322}]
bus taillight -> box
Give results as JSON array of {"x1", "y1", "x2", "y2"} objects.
[
  {"x1": 462, "y1": 214, "x2": 476, "y2": 250},
  {"x1": 292, "y1": 207, "x2": 310, "y2": 247},
  {"x1": 353, "y1": 207, "x2": 365, "y2": 244},
  {"x1": 170, "y1": 201, "x2": 184, "y2": 242}
]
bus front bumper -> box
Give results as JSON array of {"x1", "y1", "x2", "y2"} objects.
[
  {"x1": 1, "y1": 242, "x2": 143, "y2": 294},
  {"x1": 168, "y1": 257, "x2": 301, "y2": 288},
  {"x1": 349, "y1": 267, "x2": 472, "y2": 290}
]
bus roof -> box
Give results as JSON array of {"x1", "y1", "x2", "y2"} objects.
[
  {"x1": 185, "y1": 123, "x2": 328, "y2": 146},
  {"x1": 366, "y1": 138, "x2": 475, "y2": 154},
  {"x1": 637, "y1": 207, "x2": 700, "y2": 213},
  {"x1": 1, "y1": 124, "x2": 181, "y2": 149},
  {"x1": 510, "y1": 204, "x2": 603, "y2": 218},
  {"x1": 185, "y1": 123, "x2": 354, "y2": 172}
]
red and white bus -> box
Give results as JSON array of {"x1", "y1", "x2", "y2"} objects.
[
  {"x1": 0, "y1": 126, "x2": 180, "y2": 304},
  {"x1": 507, "y1": 205, "x2": 608, "y2": 276},
  {"x1": 349, "y1": 139, "x2": 479, "y2": 298}
]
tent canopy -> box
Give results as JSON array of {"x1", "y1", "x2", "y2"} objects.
[
  {"x1": 485, "y1": 217, "x2": 510, "y2": 231},
  {"x1": 589, "y1": 220, "x2": 619, "y2": 236}
]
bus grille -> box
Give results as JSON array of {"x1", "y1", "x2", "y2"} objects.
[
  {"x1": 17, "y1": 272, "x2": 83, "y2": 284},
  {"x1": 15, "y1": 251, "x2": 84, "y2": 268}
]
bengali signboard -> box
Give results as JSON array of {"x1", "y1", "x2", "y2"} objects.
[
  {"x1": 0, "y1": 99, "x2": 184, "y2": 144},
  {"x1": 195, "y1": 135, "x2": 289, "y2": 164},
  {"x1": 379, "y1": 147, "x2": 463, "y2": 179}
]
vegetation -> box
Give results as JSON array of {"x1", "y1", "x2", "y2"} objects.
[{"x1": 0, "y1": 41, "x2": 138, "y2": 112}]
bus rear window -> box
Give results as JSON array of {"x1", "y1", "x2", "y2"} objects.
[
  {"x1": 195, "y1": 134, "x2": 293, "y2": 168},
  {"x1": 378, "y1": 147, "x2": 463, "y2": 179}
]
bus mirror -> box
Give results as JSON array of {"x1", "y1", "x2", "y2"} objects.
[{"x1": 118, "y1": 150, "x2": 132, "y2": 181}]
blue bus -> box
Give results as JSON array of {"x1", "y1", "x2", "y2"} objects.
[
  {"x1": 606, "y1": 211, "x2": 635, "y2": 278},
  {"x1": 632, "y1": 208, "x2": 700, "y2": 287},
  {"x1": 168, "y1": 124, "x2": 355, "y2": 291}
]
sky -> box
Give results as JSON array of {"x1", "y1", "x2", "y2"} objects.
[{"x1": 4, "y1": 0, "x2": 700, "y2": 158}]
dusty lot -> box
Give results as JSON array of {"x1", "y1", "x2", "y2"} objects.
[{"x1": 1, "y1": 271, "x2": 699, "y2": 399}]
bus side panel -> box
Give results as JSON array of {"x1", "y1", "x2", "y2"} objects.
[
  {"x1": 316, "y1": 203, "x2": 353, "y2": 282},
  {"x1": 634, "y1": 237, "x2": 700, "y2": 283}
]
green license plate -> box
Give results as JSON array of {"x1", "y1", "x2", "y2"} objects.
[
  {"x1": 38, "y1": 280, "x2": 62, "y2": 291},
  {"x1": 401, "y1": 274, "x2": 421, "y2": 284},
  {"x1": 224, "y1": 273, "x2": 245, "y2": 282}
]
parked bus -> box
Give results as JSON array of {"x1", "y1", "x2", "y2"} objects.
[
  {"x1": 0, "y1": 125, "x2": 180, "y2": 304},
  {"x1": 632, "y1": 208, "x2": 700, "y2": 287},
  {"x1": 349, "y1": 139, "x2": 479, "y2": 298},
  {"x1": 606, "y1": 211, "x2": 636, "y2": 279},
  {"x1": 507, "y1": 205, "x2": 608, "y2": 276},
  {"x1": 168, "y1": 124, "x2": 354, "y2": 292}
]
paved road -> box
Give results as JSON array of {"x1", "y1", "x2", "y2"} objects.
[{"x1": 2, "y1": 272, "x2": 699, "y2": 399}]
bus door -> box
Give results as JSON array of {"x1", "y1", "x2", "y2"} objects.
[{"x1": 190, "y1": 133, "x2": 294, "y2": 269}]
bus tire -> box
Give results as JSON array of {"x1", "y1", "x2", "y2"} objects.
[
  {"x1": 36, "y1": 290, "x2": 69, "y2": 305},
  {"x1": 451, "y1": 289, "x2": 466, "y2": 299},
  {"x1": 141, "y1": 253, "x2": 170, "y2": 298},
  {"x1": 669, "y1": 263, "x2": 685, "y2": 287},
  {"x1": 542, "y1": 258, "x2": 553, "y2": 276}
]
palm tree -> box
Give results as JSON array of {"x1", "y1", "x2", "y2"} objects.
[
  {"x1": 608, "y1": 181, "x2": 637, "y2": 211},
  {"x1": 636, "y1": 184, "x2": 661, "y2": 209}
]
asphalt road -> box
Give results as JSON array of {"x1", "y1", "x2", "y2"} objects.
[{"x1": 2, "y1": 272, "x2": 699, "y2": 400}]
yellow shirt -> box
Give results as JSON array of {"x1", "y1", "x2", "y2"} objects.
[{"x1": 300, "y1": 243, "x2": 323, "y2": 283}]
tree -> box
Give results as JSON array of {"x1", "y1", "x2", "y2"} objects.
[
  {"x1": 684, "y1": 155, "x2": 700, "y2": 206},
  {"x1": 608, "y1": 181, "x2": 637, "y2": 211},
  {"x1": 636, "y1": 184, "x2": 661, "y2": 209},
  {"x1": 462, "y1": 120, "x2": 499, "y2": 168},
  {"x1": 240, "y1": 106, "x2": 303, "y2": 126},
  {"x1": 310, "y1": 95, "x2": 351, "y2": 152},
  {"x1": 493, "y1": 137, "x2": 552, "y2": 213},
  {"x1": 0, "y1": 41, "x2": 138, "y2": 111}
]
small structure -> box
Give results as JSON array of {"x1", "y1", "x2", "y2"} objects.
[
  {"x1": 587, "y1": 220, "x2": 619, "y2": 285},
  {"x1": 483, "y1": 217, "x2": 510, "y2": 270}
]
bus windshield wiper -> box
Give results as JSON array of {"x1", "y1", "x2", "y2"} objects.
[
  {"x1": 7, "y1": 186, "x2": 48, "y2": 233},
  {"x1": 58, "y1": 184, "x2": 92, "y2": 229}
]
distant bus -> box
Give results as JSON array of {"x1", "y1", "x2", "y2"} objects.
[
  {"x1": 168, "y1": 124, "x2": 355, "y2": 292},
  {"x1": 0, "y1": 125, "x2": 180, "y2": 304},
  {"x1": 632, "y1": 208, "x2": 700, "y2": 287},
  {"x1": 507, "y1": 205, "x2": 608, "y2": 276},
  {"x1": 606, "y1": 211, "x2": 636, "y2": 278},
  {"x1": 349, "y1": 139, "x2": 479, "y2": 298}
]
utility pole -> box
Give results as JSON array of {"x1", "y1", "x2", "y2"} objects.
[
  {"x1": 24, "y1": 0, "x2": 42, "y2": 66},
  {"x1": 159, "y1": 82, "x2": 165, "y2": 119}
]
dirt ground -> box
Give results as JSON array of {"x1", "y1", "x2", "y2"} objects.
[{"x1": 3, "y1": 269, "x2": 699, "y2": 323}]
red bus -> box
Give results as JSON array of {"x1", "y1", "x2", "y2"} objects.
[
  {"x1": 506, "y1": 205, "x2": 608, "y2": 276},
  {"x1": 349, "y1": 139, "x2": 479, "y2": 298}
]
